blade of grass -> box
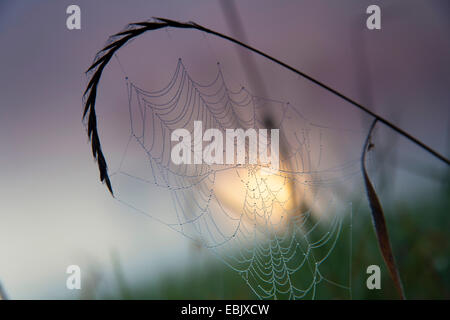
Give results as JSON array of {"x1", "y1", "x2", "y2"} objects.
[{"x1": 362, "y1": 119, "x2": 405, "y2": 299}]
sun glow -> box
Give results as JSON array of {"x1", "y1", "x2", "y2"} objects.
[{"x1": 213, "y1": 165, "x2": 297, "y2": 230}]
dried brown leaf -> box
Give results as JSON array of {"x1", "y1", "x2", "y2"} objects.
[{"x1": 362, "y1": 119, "x2": 405, "y2": 299}]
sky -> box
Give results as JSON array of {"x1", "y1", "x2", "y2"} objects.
[{"x1": 0, "y1": 0, "x2": 448, "y2": 299}]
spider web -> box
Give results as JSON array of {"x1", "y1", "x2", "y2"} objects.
[{"x1": 99, "y1": 54, "x2": 359, "y2": 299}]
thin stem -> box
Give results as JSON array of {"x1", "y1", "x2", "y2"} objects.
[
  {"x1": 362, "y1": 119, "x2": 379, "y2": 164},
  {"x1": 175, "y1": 19, "x2": 448, "y2": 165}
]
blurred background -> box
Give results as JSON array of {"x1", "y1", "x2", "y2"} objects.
[{"x1": 0, "y1": 0, "x2": 448, "y2": 299}]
